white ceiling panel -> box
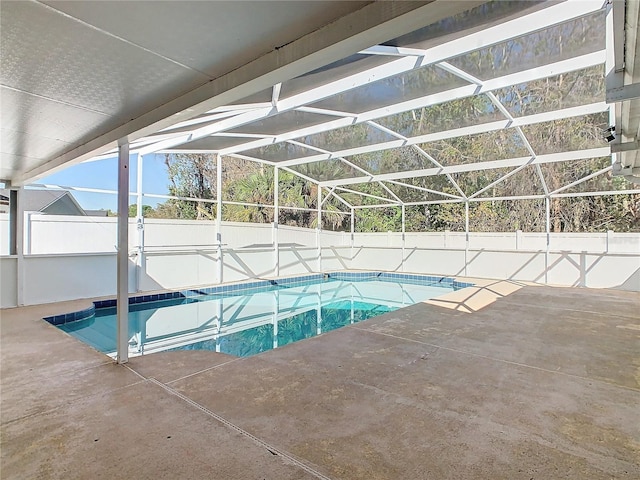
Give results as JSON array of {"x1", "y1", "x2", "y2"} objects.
[
  {"x1": 0, "y1": 1, "x2": 210, "y2": 117},
  {"x1": 1, "y1": 128, "x2": 71, "y2": 162},
  {"x1": 0, "y1": 87, "x2": 110, "y2": 145},
  {"x1": 0, "y1": 153, "x2": 41, "y2": 180},
  {"x1": 42, "y1": 1, "x2": 371, "y2": 78},
  {"x1": 4, "y1": 0, "x2": 458, "y2": 184}
]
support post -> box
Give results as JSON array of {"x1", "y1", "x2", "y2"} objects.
[
  {"x1": 317, "y1": 185, "x2": 322, "y2": 273},
  {"x1": 605, "y1": 0, "x2": 624, "y2": 170},
  {"x1": 216, "y1": 300, "x2": 223, "y2": 353},
  {"x1": 316, "y1": 291, "x2": 322, "y2": 335},
  {"x1": 216, "y1": 154, "x2": 223, "y2": 284},
  {"x1": 273, "y1": 291, "x2": 279, "y2": 349},
  {"x1": 9, "y1": 188, "x2": 25, "y2": 305},
  {"x1": 273, "y1": 166, "x2": 279, "y2": 277},
  {"x1": 401, "y1": 204, "x2": 405, "y2": 273},
  {"x1": 545, "y1": 196, "x2": 551, "y2": 248},
  {"x1": 25, "y1": 212, "x2": 32, "y2": 255},
  {"x1": 135, "y1": 154, "x2": 144, "y2": 292},
  {"x1": 350, "y1": 207, "x2": 355, "y2": 265},
  {"x1": 515, "y1": 229, "x2": 523, "y2": 250},
  {"x1": 545, "y1": 196, "x2": 550, "y2": 285},
  {"x1": 8, "y1": 189, "x2": 17, "y2": 256},
  {"x1": 116, "y1": 141, "x2": 130, "y2": 364},
  {"x1": 464, "y1": 201, "x2": 469, "y2": 277}
]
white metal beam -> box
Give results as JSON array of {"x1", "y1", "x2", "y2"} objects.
[
  {"x1": 216, "y1": 154, "x2": 223, "y2": 283},
  {"x1": 552, "y1": 189, "x2": 640, "y2": 198},
  {"x1": 116, "y1": 142, "x2": 130, "y2": 364},
  {"x1": 385, "y1": 179, "x2": 462, "y2": 200},
  {"x1": 273, "y1": 165, "x2": 279, "y2": 276},
  {"x1": 112, "y1": 3, "x2": 604, "y2": 161},
  {"x1": 321, "y1": 148, "x2": 611, "y2": 187},
  {"x1": 272, "y1": 101, "x2": 608, "y2": 168},
  {"x1": 335, "y1": 186, "x2": 399, "y2": 204},
  {"x1": 550, "y1": 165, "x2": 613, "y2": 195},
  {"x1": 17, "y1": 1, "x2": 480, "y2": 185},
  {"x1": 326, "y1": 189, "x2": 354, "y2": 210},
  {"x1": 224, "y1": 54, "x2": 606, "y2": 163},
  {"x1": 361, "y1": 0, "x2": 603, "y2": 62},
  {"x1": 384, "y1": 188, "x2": 640, "y2": 205},
  {"x1": 468, "y1": 161, "x2": 534, "y2": 199},
  {"x1": 378, "y1": 181, "x2": 402, "y2": 203}
]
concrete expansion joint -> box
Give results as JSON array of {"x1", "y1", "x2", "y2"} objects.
[
  {"x1": 123, "y1": 363, "x2": 148, "y2": 381},
  {"x1": 147, "y1": 378, "x2": 333, "y2": 480},
  {"x1": 350, "y1": 326, "x2": 640, "y2": 394},
  {"x1": 164, "y1": 357, "x2": 243, "y2": 385}
]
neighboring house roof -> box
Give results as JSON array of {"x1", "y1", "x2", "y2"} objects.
[
  {"x1": 84, "y1": 209, "x2": 109, "y2": 217},
  {"x1": 0, "y1": 189, "x2": 86, "y2": 215}
]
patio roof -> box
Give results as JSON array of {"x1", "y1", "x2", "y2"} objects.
[
  {"x1": 3, "y1": 1, "x2": 639, "y2": 198},
  {"x1": 83, "y1": 0, "x2": 640, "y2": 208},
  {"x1": 2, "y1": 0, "x2": 488, "y2": 185}
]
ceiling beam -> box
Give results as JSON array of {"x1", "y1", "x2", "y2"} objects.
[
  {"x1": 119, "y1": 1, "x2": 604, "y2": 159},
  {"x1": 220, "y1": 52, "x2": 606, "y2": 161},
  {"x1": 283, "y1": 101, "x2": 608, "y2": 168},
  {"x1": 320, "y1": 147, "x2": 611, "y2": 187},
  {"x1": 16, "y1": 0, "x2": 485, "y2": 185}
]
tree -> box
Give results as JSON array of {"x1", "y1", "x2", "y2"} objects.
[
  {"x1": 155, "y1": 17, "x2": 639, "y2": 235},
  {"x1": 128, "y1": 204, "x2": 155, "y2": 217}
]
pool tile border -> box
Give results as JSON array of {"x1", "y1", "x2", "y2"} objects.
[
  {"x1": 44, "y1": 272, "x2": 473, "y2": 326},
  {"x1": 45, "y1": 305, "x2": 96, "y2": 326}
]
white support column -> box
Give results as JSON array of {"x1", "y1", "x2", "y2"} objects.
[
  {"x1": 317, "y1": 185, "x2": 322, "y2": 273},
  {"x1": 216, "y1": 154, "x2": 223, "y2": 284},
  {"x1": 24, "y1": 212, "x2": 32, "y2": 255},
  {"x1": 216, "y1": 300, "x2": 222, "y2": 353},
  {"x1": 350, "y1": 207, "x2": 355, "y2": 264},
  {"x1": 8, "y1": 189, "x2": 17, "y2": 256},
  {"x1": 545, "y1": 196, "x2": 551, "y2": 284},
  {"x1": 135, "y1": 154, "x2": 144, "y2": 292},
  {"x1": 464, "y1": 201, "x2": 469, "y2": 277},
  {"x1": 273, "y1": 166, "x2": 279, "y2": 277},
  {"x1": 116, "y1": 141, "x2": 130, "y2": 364},
  {"x1": 316, "y1": 291, "x2": 322, "y2": 335},
  {"x1": 401, "y1": 204, "x2": 406, "y2": 273},
  {"x1": 605, "y1": 0, "x2": 625, "y2": 171},
  {"x1": 273, "y1": 291, "x2": 279, "y2": 349},
  {"x1": 515, "y1": 229, "x2": 523, "y2": 250},
  {"x1": 350, "y1": 284, "x2": 355, "y2": 324},
  {"x1": 9, "y1": 188, "x2": 25, "y2": 305}
]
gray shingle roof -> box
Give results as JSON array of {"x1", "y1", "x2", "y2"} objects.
[{"x1": 0, "y1": 189, "x2": 85, "y2": 214}]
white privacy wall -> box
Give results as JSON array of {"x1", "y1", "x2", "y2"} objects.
[
  {"x1": 1, "y1": 215, "x2": 639, "y2": 307},
  {"x1": 20, "y1": 254, "x2": 136, "y2": 306},
  {"x1": 141, "y1": 250, "x2": 218, "y2": 291},
  {"x1": 0, "y1": 257, "x2": 17, "y2": 308}
]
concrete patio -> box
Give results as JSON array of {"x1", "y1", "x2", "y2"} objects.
[{"x1": 1, "y1": 281, "x2": 639, "y2": 479}]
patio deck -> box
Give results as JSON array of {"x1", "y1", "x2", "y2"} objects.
[{"x1": 1, "y1": 281, "x2": 638, "y2": 479}]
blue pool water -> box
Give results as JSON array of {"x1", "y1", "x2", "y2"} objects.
[{"x1": 54, "y1": 273, "x2": 470, "y2": 358}]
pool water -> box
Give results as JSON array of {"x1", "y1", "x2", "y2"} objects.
[{"x1": 59, "y1": 275, "x2": 460, "y2": 358}]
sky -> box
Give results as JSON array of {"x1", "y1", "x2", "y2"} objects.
[{"x1": 37, "y1": 153, "x2": 171, "y2": 211}]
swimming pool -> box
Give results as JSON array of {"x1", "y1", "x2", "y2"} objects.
[{"x1": 48, "y1": 272, "x2": 472, "y2": 358}]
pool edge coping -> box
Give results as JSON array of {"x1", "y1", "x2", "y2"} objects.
[{"x1": 43, "y1": 271, "x2": 475, "y2": 326}]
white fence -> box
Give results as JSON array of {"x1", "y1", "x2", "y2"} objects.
[
  {"x1": 1, "y1": 214, "x2": 639, "y2": 255},
  {"x1": 1, "y1": 214, "x2": 639, "y2": 308},
  {"x1": 360, "y1": 230, "x2": 640, "y2": 253}
]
